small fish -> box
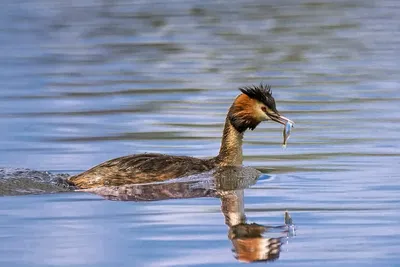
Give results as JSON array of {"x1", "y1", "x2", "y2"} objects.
[{"x1": 282, "y1": 121, "x2": 293, "y2": 148}]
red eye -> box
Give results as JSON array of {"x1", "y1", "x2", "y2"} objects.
[{"x1": 261, "y1": 106, "x2": 267, "y2": 112}]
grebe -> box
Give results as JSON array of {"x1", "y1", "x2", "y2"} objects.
[{"x1": 68, "y1": 84, "x2": 293, "y2": 189}]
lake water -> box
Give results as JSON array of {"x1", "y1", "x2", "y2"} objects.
[{"x1": 1, "y1": 0, "x2": 399, "y2": 266}]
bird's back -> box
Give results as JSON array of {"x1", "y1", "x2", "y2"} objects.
[{"x1": 68, "y1": 153, "x2": 217, "y2": 189}]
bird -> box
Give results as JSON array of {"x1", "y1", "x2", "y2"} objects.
[{"x1": 67, "y1": 84, "x2": 294, "y2": 189}]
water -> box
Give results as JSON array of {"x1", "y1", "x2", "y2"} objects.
[{"x1": 1, "y1": 0, "x2": 400, "y2": 266}]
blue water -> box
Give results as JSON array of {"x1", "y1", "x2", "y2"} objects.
[{"x1": 1, "y1": 0, "x2": 400, "y2": 266}]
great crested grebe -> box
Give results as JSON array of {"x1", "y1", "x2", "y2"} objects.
[{"x1": 67, "y1": 84, "x2": 294, "y2": 189}]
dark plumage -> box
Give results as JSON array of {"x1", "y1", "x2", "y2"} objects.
[
  {"x1": 67, "y1": 84, "x2": 293, "y2": 189},
  {"x1": 239, "y1": 84, "x2": 278, "y2": 113},
  {"x1": 68, "y1": 153, "x2": 217, "y2": 188}
]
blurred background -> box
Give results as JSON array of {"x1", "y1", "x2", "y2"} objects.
[{"x1": 0, "y1": 0, "x2": 399, "y2": 266}]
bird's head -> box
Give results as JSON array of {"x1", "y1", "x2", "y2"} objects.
[{"x1": 228, "y1": 84, "x2": 294, "y2": 133}]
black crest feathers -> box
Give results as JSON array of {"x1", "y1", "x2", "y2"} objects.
[{"x1": 239, "y1": 83, "x2": 277, "y2": 112}]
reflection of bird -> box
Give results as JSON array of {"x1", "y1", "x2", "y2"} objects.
[
  {"x1": 68, "y1": 84, "x2": 293, "y2": 189},
  {"x1": 219, "y1": 190, "x2": 283, "y2": 263},
  {"x1": 81, "y1": 166, "x2": 260, "y2": 201},
  {"x1": 82, "y1": 166, "x2": 292, "y2": 263}
]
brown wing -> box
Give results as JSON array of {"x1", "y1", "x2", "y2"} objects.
[{"x1": 68, "y1": 153, "x2": 217, "y2": 189}]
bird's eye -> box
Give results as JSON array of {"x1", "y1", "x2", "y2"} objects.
[{"x1": 261, "y1": 106, "x2": 267, "y2": 113}]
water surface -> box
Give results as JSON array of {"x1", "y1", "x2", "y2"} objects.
[{"x1": 0, "y1": 0, "x2": 399, "y2": 266}]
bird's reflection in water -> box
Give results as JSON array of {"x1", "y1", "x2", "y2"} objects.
[{"x1": 82, "y1": 167, "x2": 295, "y2": 263}]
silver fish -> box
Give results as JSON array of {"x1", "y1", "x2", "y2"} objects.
[{"x1": 282, "y1": 121, "x2": 293, "y2": 148}]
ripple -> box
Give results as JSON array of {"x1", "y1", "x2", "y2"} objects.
[{"x1": 0, "y1": 0, "x2": 400, "y2": 266}]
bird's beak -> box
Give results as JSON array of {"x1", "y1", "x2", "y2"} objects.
[{"x1": 268, "y1": 113, "x2": 294, "y2": 126}]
